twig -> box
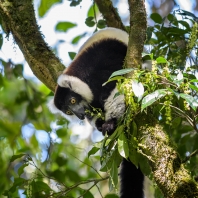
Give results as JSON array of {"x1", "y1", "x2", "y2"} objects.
[
  {"x1": 77, "y1": 181, "x2": 97, "y2": 198},
  {"x1": 96, "y1": 184, "x2": 104, "y2": 198},
  {"x1": 169, "y1": 104, "x2": 194, "y2": 128},
  {"x1": 53, "y1": 176, "x2": 109, "y2": 197},
  {"x1": 182, "y1": 149, "x2": 198, "y2": 163},
  {"x1": 69, "y1": 153, "x2": 104, "y2": 179}
]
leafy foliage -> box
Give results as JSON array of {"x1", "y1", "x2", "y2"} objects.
[{"x1": 85, "y1": 3, "x2": 106, "y2": 31}]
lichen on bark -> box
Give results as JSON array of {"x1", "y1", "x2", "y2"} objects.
[{"x1": 136, "y1": 113, "x2": 198, "y2": 197}]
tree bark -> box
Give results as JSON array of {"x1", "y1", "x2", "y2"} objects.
[
  {"x1": 125, "y1": 0, "x2": 147, "y2": 75},
  {"x1": 95, "y1": 0, "x2": 126, "y2": 32},
  {"x1": 136, "y1": 113, "x2": 198, "y2": 198}
]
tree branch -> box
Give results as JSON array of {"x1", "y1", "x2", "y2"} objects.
[
  {"x1": 125, "y1": 0, "x2": 147, "y2": 76},
  {"x1": 0, "y1": 0, "x2": 65, "y2": 91},
  {"x1": 124, "y1": 0, "x2": 198, "y2": 197},
  {"x1": 136, "y1": 114, "x2": 198, "y2": 197},
  {"x1": 95, "y1": 0, "x2": 126, "y2": 32}
]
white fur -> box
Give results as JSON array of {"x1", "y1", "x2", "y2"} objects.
[
  {"x1": 48, "y1": 99, "x2": 81, "y2": 123},
  {"x1": 104, "y1": 88, "x2": 125, "y2": 121},
  {"x1": 76, "y1": 27, "x2": 128, "y2": 60},
  {"x1": 57, "y1": 74, "x2": 93, "y2": 103},
  {"x1": 63, "y1": 28, "x2": 129, "y2": 74},
  {"x1": 86, "y1": 116, "x2": 98, "y2": 129}
]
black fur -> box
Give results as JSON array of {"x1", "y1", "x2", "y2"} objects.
[
  {"x1": 120, "y1": 159, "x2": 144, "y2": 198},
  {"x1": 52, "y1": 29, "x2": 145, "y2": 198},
  {"x1": 66, "y1": 39, "x2": 127, "y2": 109}
]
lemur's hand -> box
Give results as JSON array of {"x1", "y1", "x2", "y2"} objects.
[
  {"x1": 95, "y1": 118, "x2": 105, "y2": 132},
  {"x1": 102, "y1": 118, "x2": 117, "y2": 136}
]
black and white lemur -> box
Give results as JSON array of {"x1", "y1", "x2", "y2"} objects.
[{"x1": 49, "y1": 27, "x2": 146, "y2": 198}]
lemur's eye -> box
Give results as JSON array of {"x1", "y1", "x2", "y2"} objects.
[
  {"x1": 66, "y1": 110, "x2": 72, "y2": 115},
  {"x1": 70, "y1": 97, "x2": 76, "y2": 104}
]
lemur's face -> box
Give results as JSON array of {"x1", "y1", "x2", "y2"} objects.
[{"x1": 54, "y1": 86, "x2": 88, "y2": 120}]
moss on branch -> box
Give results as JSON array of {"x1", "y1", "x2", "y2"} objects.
[
  {"x1": 0, "y1": 0, "x2": 65, "y2": 91},
  {"x1": 136, "y1": 114, "x2": 198, "y2": 197}
]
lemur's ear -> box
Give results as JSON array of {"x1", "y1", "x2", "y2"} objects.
[{"x1": 57, "y1": 74, "x2": 93, "y2": 103}]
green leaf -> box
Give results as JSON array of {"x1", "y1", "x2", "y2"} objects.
[
  {"x1": 109, "y1": 159, "x2": 118, "y2": 191},
  {"x1": 85, "y1": 17, "x2": 95, "y2": 27},
  {"x1": 97, "y1": 19, "x2": 106, "y2": 29},
  {"x1": 0, "y1": 120, "x2": 21, "y2": 137},
  {"x1": 129, "y1": 148, "x2": 138, "y2": 168},
  {"x1": 69, "y1": 0, "x2": 82, "y2": 6},
  {"x1": 106, "y1": 125, "x2": 124, "y2": 143},
  {"x1": 68, "y1": 52, "x2": 76, "y2": 60},
  {"x1": 189, "y1": 84, "x2": 198, "y2": 92},
  {"x1": 167, "y1": 27, "x2": 187, "y2": 36},
  {"x1": 128, "y1": 121, "x2": 139, "y2": 167},
  {"x1": 13, "y1": 64, "x2": 23, "y2": 77},
  {"x1": 118, "y1": 133, "x2": 129, "y2": 158},
  {"x1": 146, "y1": 27, "x2": 153, "y2": 41},
  {"x1": 71, "y1": 33, "x2": 86, "y2": 44},
  {"x1": 179, "y1": 93, "x2": 198, "y2": 111},
  {"x1": 50, "y1": 169, "x2": 65, "y2": 183},
  {"x1": 0, "y1": 34, "x2": 3, "y2": 48},
  {"x1": 18, "y1": 164, "x2": 28, "y2": 176},
  {"x1": 171, "y1": 117, "x2": 182, "y2": 129},
  {"x1": 102, "y1": 76, "x2": 125, "y2": 86},
  {"x1": 15, "y1": 91, "x2": 28, "y2": 104},
  {"x1": 34, "y1": 181, "x2": 52, "y2": 192},
  {"x1": 100, "y1": 149, "x2": 119, "y2": 172},
  {"x1": 10, "y1": 154, "x2": 26, "y2": 162},
  {"x1": 167, "y1": 14, "x2": 177, "y2": 22},
  {"x1": 56, "y1": 156, "x2": 67, "y2": 167},
  {"x1": 178, "y1": 125, "x2": 194, "y2": 134},
  {"x1": 131, "y1": 121, "x2": 137, "y2": 137},
  {"x1": 0, "y1": 72, "x2": 4, "y2": 87},
  {"x1": 138, "y1": 154, "x2": 151, "y2": 176},
  {"x1": 8, "y1": 178, "x2": 26, "y2": 193},
  {"x1": 38, "y1": 0, "x2": 62, "y2": 17},
  {"x1": 109, "y1": 68, "x2": 134, "y2": 79},
  {"x1": 150, "y1": 13, "x2": 163, "y2": 24},
  {"x1": 88, "y1": 147, "x2": 100, "y2": 158},
  {"x1": 87, "y1": 4, "x2": 99, "y2": 17},
  {"x1": 83, "y1": 191, "x2": 94, "y2": 198},
  {"x1": 178, "y1": 9, "x2": 197, "y2": 19},
  {"x1": 156, "y1": 57, "x2": 167, "y2": 64},
  {"x1": 190, "y1": 79, "x2": 198, "y2": 83},
  {"x1": 178, "y1": 20, "x2": 191, "y2": 31},
  {"x1": 141, "y1": 89, "x2": 167, "y2": 111},
  {"x1": 55, "y1": 22, "x2": 77, "y2": 32}
]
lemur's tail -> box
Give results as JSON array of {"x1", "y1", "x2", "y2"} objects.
[{"x1": 120, "y1": 158, "x2": 144, "y2": 198}]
